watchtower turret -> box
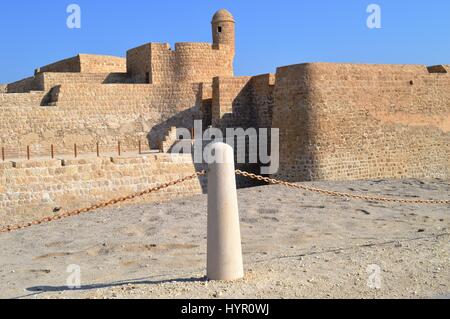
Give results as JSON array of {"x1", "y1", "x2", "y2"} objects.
[{"x1": 212, "y1": 9, "x2": 235, "y2": 55}]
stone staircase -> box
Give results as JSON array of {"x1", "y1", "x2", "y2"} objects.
[{"x1": 160, "y1": 126, "x2": 194, "y2": 153}]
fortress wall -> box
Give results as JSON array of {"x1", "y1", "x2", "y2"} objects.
[
  {"x1": 175, "y1": 43, "x2": 233, "y2": 83},
  {"x1": 0, "y1": 85, "x2": 6, "y2": 93},
  {"x1": 272, "y1": 64, "x2": 316, "y2": 181},
  {"x1": 127, "y1": 43, "x2": 233, "y2": 84},
  {"x1": 0, "y1": 92, "x2": 46, "y2": 108},
  {"x1": 251, "y1": 73, "x2": 276, "y2": 128},
  {"x1": 150, "y1": 44, "x2": 177, "y2": 84},
  {"x1": 211, "y1": 76, "x2": 253, "y2": 128},
  {"x1": 126, "y1": 43, "x2": 154, "y2": 83},
  {"x1": 0, "y1": 83, "x2": 202, "y2": 155},
  {"x1": 200, "y1": 82, "x2": 213, "y2": 127},
  {"x1": 7, "y1": 76, "x2": 37, "y2": 93},
  {"x1": 77, "y1": 54, "x2": 126, "y2": 73},
  {"x1": 8, "y1": 55, "x2": 128, "y2": 93},
  {"x1": 7, "y1": 73, "x2": 132, "y2": 93},
  {"x1": 38, "y1": 56, "x2": 81, "y2": 73},
  {"x1": 126, "y1": 43, "x2": 178, "y2": 84},
  {"x1": 211, "y1": 74, "x2": 276, "y2": 129},
  {"x1": 38, "y1": 55, "x2": 126, "y2": 74},
  {"x1": 0, "y1": 154, "x2": 206, "y2": 221},
  {"x1": 36, "y1": 72, "x2": 132, "y2": 91},
  {"x1": 273, "y1": 63, "x2": 450, "y2": 181}
]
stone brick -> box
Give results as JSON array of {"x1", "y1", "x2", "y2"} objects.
[
  {"x1": 0, "y1": 154, "x2": 206, "y2": 215},
  {"x1": 272, "y1": 63, "x2": 450, "y2": 181}
]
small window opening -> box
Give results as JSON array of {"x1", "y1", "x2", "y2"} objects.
[{"x1": 217, "y1": 26, "x2": 222, "y2": 33}]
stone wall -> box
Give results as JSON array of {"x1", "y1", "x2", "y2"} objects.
[
  {"x1": 37, "y1": 72, "x2": 133, "y2": 91},
  {"x1": 0, "y1": 84, "x2": 6, "y2": 93},
  {"x1": 0, "y1": 91, "x2": 46, "y2": 108},
  {"x1": 211, "y1": 74, "x2": 275, "y2": 129},
  {"x1": 38, "y1": 56, "x2": 81, "y2": 73},
  {"x1": 7, "y1": 77, "x2": 37, "y2": 93},
  {"x1": 273, "y1": 63, "x2": 450, "y2": 181},
  {"x1": 2, "y1": 60, "x2": 449, "y2": 185},
  {"x1": 126, "y1": 42, "x2": 234, "y2": 84},
  {"x1": 7, "y1": 72, "x2": 133, "y2": 93},
  {"x1": 77, "y1": 54, "x2": 126, "y2": 73},
  {"x1": 175, "y1": 43, "x2": 234, "y2": 83},
  {"x1": 251, "y1": 74, "x2": 276, "y2": 128},
  {"x1": 126, "y1": 43, "x2": 154, "y2": 83},
  {"x1": 0, "y1": 83, "x2": 202, "y2": 156},
  {"x1": 212, "y1": 76, "x2": 253, "y2": 128},
  {"x1": 200, "y1": 82, "x2": 213, "y2": 127},
  {"x1": 38, "y1": 54, "x2": 126, "y2": 74},
  {"x1": 0, "y1": 154, "x2": 206, "y2": 223}
]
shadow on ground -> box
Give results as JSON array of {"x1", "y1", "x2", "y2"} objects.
[{"x1": 26, "y1": 275, "x2": 206, "y2": 293}]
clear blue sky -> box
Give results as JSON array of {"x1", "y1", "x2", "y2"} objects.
[{"x1": 1, "y1": 0, "x2": 449, "y2": 83}]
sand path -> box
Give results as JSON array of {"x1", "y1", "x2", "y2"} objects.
[{"x1": 0, "y1": 178, "x2": 449, "y2": 299}]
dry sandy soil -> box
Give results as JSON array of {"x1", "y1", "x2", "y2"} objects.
[{"x1": 0, "y1": 178, "x2": 449, "y2": 299}]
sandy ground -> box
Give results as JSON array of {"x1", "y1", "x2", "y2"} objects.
[{"x1": 0, "y1": 178, "x2": 449, "y2": 299}]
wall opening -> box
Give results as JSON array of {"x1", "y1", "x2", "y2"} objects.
[
  {"x1": 427, "y1": 65, "x2": 448, "y2": 74},
  {"x1": 217, "y1": 26, "x2": 222, "y2": 33},
  {"x1": 145, "y1": 72, "x2": 150, "y2": 84}
]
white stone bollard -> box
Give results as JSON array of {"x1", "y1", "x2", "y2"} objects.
[{"x1": 207, "y1": 142, "x2": 244, "y2": 281}]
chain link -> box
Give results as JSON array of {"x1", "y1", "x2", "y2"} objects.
[
  {"x1": 235, "y1": 170, "x2": 450, "y2": 205},
  {"x1": 1, "y1": 168, "x2": 449, "y2": 234},
  {"x1": 0, "y1": 170, "x2": 206, "y2": 234}
]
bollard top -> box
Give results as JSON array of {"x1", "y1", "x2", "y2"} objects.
[{"x1": 209, "y1": 142, "x2": 234, "y2": 165}]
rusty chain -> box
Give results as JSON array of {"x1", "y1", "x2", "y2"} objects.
[
  {"x1": 1, "y1": 169, "x2": 449, "y2": 234},
  {"x1": 235, "y1": 170, "x2": 450, "y2": 205},
  {"x1": 0, "y1": 170, "x2": 206, "y2": 234}
]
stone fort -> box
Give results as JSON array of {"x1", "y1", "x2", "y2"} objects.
[{"x1": 0, "y1": 9, "x2": 449, "y2": 217}]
